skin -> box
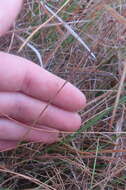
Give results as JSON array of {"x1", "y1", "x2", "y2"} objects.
[
  {"x1": 0, "y1": 0, "x2": 86, "y2": 151},
  {"x1": 0, "y1": 0, "x2": 23, "y2": 36}
]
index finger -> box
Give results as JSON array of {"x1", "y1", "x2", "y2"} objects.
[{"x1": 0, "y1": 52, "x2": 86, "y2": 111}]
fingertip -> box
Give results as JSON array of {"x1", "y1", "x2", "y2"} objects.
[
  {"x1": 70, "y1": 113, "x2": 82, "y2": 132},
  {"x1": 62, "y1": 113, "x2": 82, "y2": 132},
  {"x1": 63, "y1": 82, "x2": 87, "y2": 112},
  {"x1": 75, "y1": 89, "x2": 87, "y2": 111}
]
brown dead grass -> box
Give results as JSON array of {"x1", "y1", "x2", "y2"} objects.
[{"x1": 0, "y1": 0, "x2": 126, "y2": 189}]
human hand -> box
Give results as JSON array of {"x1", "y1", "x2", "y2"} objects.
[
  {"x1": 0, "y1": 0, "x2": 86, "y2": 151},
  {"x1": 0, "y1": 52, "x2": 86, "y2": 151}
]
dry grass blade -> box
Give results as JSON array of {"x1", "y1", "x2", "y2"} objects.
[
  {"x1": 90, "y1": 138, "x2": 99, "y2": 189},
  {"x1": 18, "y1": 0, "x2": 71, "y2": 52},
  {"x1": 110, "y1": 61, "x2": 126, "y2": 127},
  {"x1": 0, "y1": 167, "x2": 56, "y2": 190},
  {"x1": 43, "y1": 3, "x2": 96, "y2": 60},
  {"x1": 104, "y1": 4, "x2": 126, "y2": 26},
  {"x1": 16, "y1": 35, "x2": 43, "y2": 67},
  {"x1": 93, "y1": 165, "x2": 126, "y2": 188}
]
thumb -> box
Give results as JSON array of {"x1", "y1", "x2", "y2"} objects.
[{"x1": 0, "y1": 0, "x2": 23, "y2": 36}]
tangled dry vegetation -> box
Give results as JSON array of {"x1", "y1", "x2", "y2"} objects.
[{"x1": 0, "y1": 0, "x2": 126, "y2": 189}]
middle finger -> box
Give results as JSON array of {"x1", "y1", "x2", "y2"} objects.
[{"x1": 0, "y1": 92, "x2": 81, "y2": 132}]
